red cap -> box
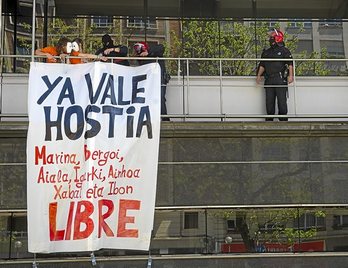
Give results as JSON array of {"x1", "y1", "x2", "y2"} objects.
[
  {"x1": 270, "y1": 29, "x2": 284, "y2": 43},
  {"x1": 134, "y1": 42, "x2": 149, "y2": 54}
]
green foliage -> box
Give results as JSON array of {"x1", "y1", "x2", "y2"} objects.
[
  {"x1": 170, "y1": 20, "x2": 329, "y2": 76},
  {"x1": 295, "y1": 49, "x2": 330, "y2": 76},
  {"x1": 214, "y1": 208, "x2": 326, "y2": 251},
  {"x1": 46, "y1": 17, "x2": 122, "y2": 54}
]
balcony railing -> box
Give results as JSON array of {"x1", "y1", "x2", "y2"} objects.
[{"x1": 1, "y1": 55, "x2": 348, "y2": 121}]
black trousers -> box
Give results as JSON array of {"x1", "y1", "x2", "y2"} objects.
[
  {"x1": 161, "y1": 85, "x2": 169, "y2": 121},
  {"x1": 265, "y1": 77, "x2": 288, "y2": 121}
]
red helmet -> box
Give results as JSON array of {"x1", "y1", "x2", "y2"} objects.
[
  {"x1": 270, "y1": 29, "x2": 284, "y2": 43},
  {"x1": 133, "y1": 42, "x2": 149, "y2": 54}
]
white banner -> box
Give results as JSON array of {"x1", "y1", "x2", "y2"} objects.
[{"x1": 27, "y1": 62, "x2": 161, "y2": 253}]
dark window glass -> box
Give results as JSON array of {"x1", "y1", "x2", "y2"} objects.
[{"x1": 184, "y1": 212, "x2": 199, "y2": 229}]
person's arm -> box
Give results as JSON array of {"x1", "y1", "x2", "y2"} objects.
[
  {"x1": 103, "y1": 46, "x2": 128, "y2": 56},
  {"x1": 288, "y1": 64, "x2": 294, "y2": 84},
  {"x1": 285, "y1": 48, "x2": 294, "y2": 84},
  {"x1": 95, "y1": 48, "x2": 103, "y2": 56},
  {"x1": 148, "y1": 44, "x2": 164, "y2": 57},
  {"x1": 256, "y1": 65, "x2": 265, "y2": 84},
  {"x1": 59, "y1": 53, "x2": 69, "y2": 63},
  {"x1": 77, "y1": 52, "x2": 107, "y2": 61},
  {"x1": 256, "y1": 49, "x2": 266, "y2": 84},
  {"x1": 117, "y1": 45, "x2": 128, "y2": 57},
  {"x1": 103, "y1": 47, "x2": 119, "y2": 55},
  {"x1": 35, "y1": 48, "x2": 56, "y2": 62}
]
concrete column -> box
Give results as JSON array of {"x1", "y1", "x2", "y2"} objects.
[
  {"x1": 0, "y1": 0, "x2": 3, "y2": 55},
  {"x1": 312, "y1": 21, "x2": 321, "y2": 53},
  {"x1": 342, "y1": 22, "x2": 348, "y2": 70}
]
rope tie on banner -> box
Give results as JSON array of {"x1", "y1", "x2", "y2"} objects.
[
  {"x1": 147, "y1": 230, "x2": 153, "y2": 268},
  {"x1": 32, "y1": 253, "x2": 38, "y2": 268},
  {"x1": 91, "y1": 252, "x2": 97, "y2": 266},
  {"x1": 147, "y1": 253, "x2": 152, "y2": 268}
]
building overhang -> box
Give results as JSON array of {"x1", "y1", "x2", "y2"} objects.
[{"x1": 51, "y1": 0, "x2": 348, "y2": 19}]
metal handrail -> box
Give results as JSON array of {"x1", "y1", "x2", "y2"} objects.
[
  {"x1": 1, "y1": 54, "x2": 348, "y2": 61},
  {"x1": 3, "y1": 113, "x2": 348, "y2": 119},
  {"x1": 0, "y1": 54, "x2": 348, "y2": 61},
  {"x1": 1, "y1": 203, "x2": 348, "y2": 213}
]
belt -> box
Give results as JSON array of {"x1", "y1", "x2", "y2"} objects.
[{"x1": 266, "y1": 72, "x2": 283, "y2": 79}]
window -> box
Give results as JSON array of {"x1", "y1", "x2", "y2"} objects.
[
  {"x1": 9, "y1": 0, "x2": 40, "y2": 28},
  {"x1": 92, "y1": 16, "x2": 113, "y2": 28},
  {"x1": 333, "y1": 215, "x2": 348, "y2": 228},
  {"x1": 184, "y1": 212, "x2": 198, "y2": 229},
  {"x1": 295, "y1": 40, "x2": 313, "y2": 55},
  {"x1": 226, "y1": 219, "x2": 236, "y2": 231},
  {"x1": 16, "y1": 38, "x2": 32, "y2": 55},
  {"x1": 268, "y1": 21, "x2": 279, "y2": 30},
  {"x1": 294, "y1": 213, "x2": 325, "y2": 230},
  {"x1": 288, "y1": 21, "x2": 312, "y2": 29},
  {"x1": 127, "y1": 17, "x2": 157, "y2": 29},
  {"x1": 319, "y1": 21, "x2": 342, "y2": 28},
  {"x1": 320, "y1": 40, "x2": 344, "y2": 58},
  {"x1": 258, "y1": 222, "x2": 284, "y2": 232}
]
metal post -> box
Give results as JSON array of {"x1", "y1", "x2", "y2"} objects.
[
  {"x1": 219, "y1": 59, "x2": 223, "y2": 120},
  {"x1": 292, "y1": 59, "x2": 297, "y2": 117},
  {"x1": 43, "y1": 0, "x2": 48, "y2": 47},
  {"x1": 144, "y1": 0, "x2": 148, "y2": 40},
  {"x1": 205, "y1": 209, "x2": 208, "y2": 253},
  {"x1": 13, "y1": 3, "x2": 18, "y2": 72},
  {"x1": 8, "y1": 212, "x2": 14, "y2": 259},
  {"x1": 31, "y1": 0, "x2": 37, "y2": 62},
  {"x1": 0, "y1": 0, "x2": 3, "y2": 55},
  {"x1": 0, "y1": 0, "x2": 2, "y2": 39},
  {"x1": 0, "y1": 0, "x2": 3, "y2": 115},
  {"x1": 297, "y1": 208, "x2": 301, "y2": 253},
  {"x1": 185, "y1": 58, "x2": 190, "y2": 118}
]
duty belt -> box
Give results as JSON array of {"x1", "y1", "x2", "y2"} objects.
[{"x1": 266, "y1": 72, "x2": 283, "y2": 79}]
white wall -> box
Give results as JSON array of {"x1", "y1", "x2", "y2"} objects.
[{"x1": 166, "y1": 76, "x2": 348, "y2": 121}]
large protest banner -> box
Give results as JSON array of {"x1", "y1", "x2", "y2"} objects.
[{"x1": 27, "y1": 62, "x2": 161, "y2": 253}]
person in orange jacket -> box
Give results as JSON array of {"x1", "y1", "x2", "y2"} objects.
[
  {"x1": 35, "y1": 36, "x2": 70, "y2": 63},
  {"x1": 35, "y1": 36, "x2": 106, "y2": 64}
]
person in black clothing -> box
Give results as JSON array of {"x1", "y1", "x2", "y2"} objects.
[
  {"x1": 133, "y1": 42, "x2": 170, "y2": 121},
  {"x1": 95, "y1": 34, "x2": 130, "y2": 66},
  {"x1": 256, "y1": 29, "x2": 294, "y2": 121}
]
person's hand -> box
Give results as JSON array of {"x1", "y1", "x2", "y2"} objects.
[
  {"x1": 95, "y1": 54, "x2": 108, "y2": 62},
  {"x1": 104, "y1": 47, "x2": 120, "y2": 55},
  {"x1": 256, "y1": 75, "x2": 263, "y2": 84},
  {"x1": 139, "y1": 51, "x2": 149, "y2": 57},
  {"x1": 59, "y1": 53, "x2": 68, "y2": 62},
  {"x1": 46, "y1": 54, "x2": 57, "y2": 62},
  {"x1": 288, "y1": 75, "x2": 294, "y2": 84},
  {"x1": 103, "y1": 48, "x2": 112, "y2": 55},
  {"x1": 99, "y1": 56, "x2": 108, "y2": 61}
]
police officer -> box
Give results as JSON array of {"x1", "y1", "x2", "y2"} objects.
[{"x1": 256, "y1": 29, "x2": 294, "y2": 121}]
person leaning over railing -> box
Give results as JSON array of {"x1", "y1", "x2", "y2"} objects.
[
  {"x1": 68, "y1": 37, "x2": 107, "y2": 64},
  {"x1": 256, "y1": 29, "x2": 294, "y2": 121},
  {"x1": 133, "y1": 41, "x2": 171, "y2": 121},
  {"x1": 35, "y1": 36, "x2": 106, "y2": 63},
  {"x1": 95, "y1": 34, "x2": 130, "y2": 66},
  {"x1": 34, "y1": 36, "x2": 70, "y2": 63}
]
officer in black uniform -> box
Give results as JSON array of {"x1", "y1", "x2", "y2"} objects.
[{"x1": 257, "y1": 29, "x2": 294, "y2": 121}]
